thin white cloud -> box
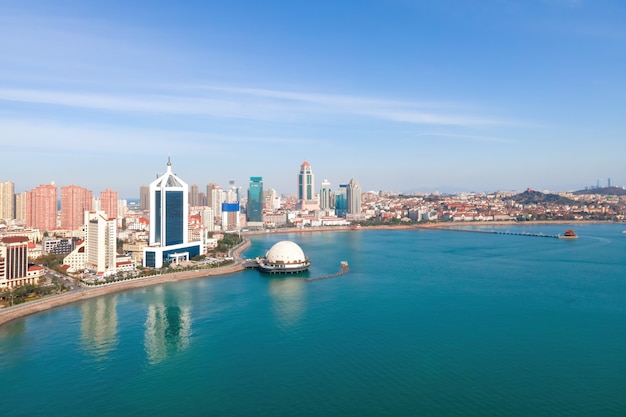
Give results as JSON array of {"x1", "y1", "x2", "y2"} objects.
[
  {"x1": 0, "y1": 85, "x2": 508, "y2": 128},
  {"x1": 415, "y1": 132, "x2": 518, "y2": 144}
]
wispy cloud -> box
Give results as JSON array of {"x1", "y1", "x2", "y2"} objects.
[{"x1": 0, "y1": 85, "x2": 509, "y2": 128}]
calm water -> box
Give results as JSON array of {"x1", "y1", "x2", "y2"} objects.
[{"x1": 1, "y1": 224, "x2": 626, "y2": 416}]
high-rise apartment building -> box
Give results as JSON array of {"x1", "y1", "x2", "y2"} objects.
[
  {"x1": 189, "y1": 184, "x2": 200, "y2": 208},
  {"x1": 144, "y1": 159, "x2": 202, "y2": 268},
  {"x1": 100, "y1": 189, "x2": 119, "y2": 220},
  {"x1": 61, "y1": 185, "x2": 93, "y2": 231},
  {"x1": 139, "y1": 185, "x2": 150, "y2": 211},
  {"x1": 26, "y1": 183, "x2": 58, "y2": 231},
  {"x1": 15, "y1": 192, "x2": 26, "y2": 223},
  {"x1": 85, "y1": 210, "x2": 117, "y2": 276},
  {"x1": 247, "y1": 177, "x2": 263, "y2": 224},
  {"x1": 0, "y1": 181, "x2": 15, "y2": 221}
]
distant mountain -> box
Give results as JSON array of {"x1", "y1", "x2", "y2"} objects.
[
  {"x1": 573, "y1": 186, "x2": 626, "y2": 196},
  {"x1": 510, "y1": 189, "x2": 575, "y2": 205}
]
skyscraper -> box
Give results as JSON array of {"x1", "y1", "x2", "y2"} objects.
[
  {"x1": 26, "y1": 183, "x2": 58, "y2": 231},
  {"x1": 335, "y1": 184, "x2": 347, "y2": 218},
  {"x1": 320, "y1": 179, "x2": 332, "y2": 211},
  {"x1": 189, "y1": 184, "x2": 199, "y2": 207},
  {"x1": 144, "y1": 159, "x2": 202, "y2": 268},
  {"x1": 247, "y1": 177, "x2": 263, "y2": 224},
  {"x1": 298, "y1": 161, "x2": 314, "y2": 201},
  {"x1": 100, "y1": 189, "x2": 119, "y2": 220},
  {"x1": 0, "y1": 181, "x2": 15, "y2": 221},
  {"x1": 347, "y1": 178, "x2": 362, "y2": 218},
  {"x1": 61, "y1": 185, "x2": 93, "y2": 231},
  {"x1": 139, "y1": 185, "x2": 150, "y2": 211}
]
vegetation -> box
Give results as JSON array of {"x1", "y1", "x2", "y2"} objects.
[
  {"x1": 32, "y1": 254, "x2": 66, "y2": 274},
  {"x1": 0, "y1": 281, "x2": 67, "y2": 306}
]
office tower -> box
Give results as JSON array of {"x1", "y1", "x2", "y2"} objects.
[
  {"x1": 139, "y1": 185, "x2": 150, "y2": 211},
  {"x1": 298, "y1": 161, "x2": 314, "y2": 201},
  {"x1": 100, "y1": 189, "x2": 119, "y2": 220},
  {"x1": 247, "y1": 177, "x2": 263, "y2": 223},
  {"x1": 144, "y1": 159, "x2": 202, "y2": 268},
  {"x1": 335, "y1": 184, "x2": 347, "y2": 218},
  {"x1": 26, "y1": 182, "x2": 58, "y2": 231},
  {"x1": 0, "y1": 181, "x2": 15, "y2": 220},
  {"x1": 347, "y1": 178, "x2": 361, "y2": 215},
  {"x1": 0, "y1": 236, "x2": 37, "y2": 288},
  {"x1": 61, "y1": 185, "x2": 93, "y2": 231},
  {"x1": 189, "y1": 184, "x2": 199, "y2": 207},
  {"x1": 608, "y1": 178, "x2": 612, "y2": 187},
  {"x1": 227, "y1": 180, "x2": 239, "y2": 204},
  {"x1": 85, "y1": 210, "x2": 117, "y2": 276},
  {"x1": 320, "y1": 179, "x2": 332, "y2": 210}
]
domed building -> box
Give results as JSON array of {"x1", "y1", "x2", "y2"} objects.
[{"x1": 257, "y1": 241, "x2": 311, "y2": 274}]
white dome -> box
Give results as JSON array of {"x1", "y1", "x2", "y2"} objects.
[{"x1": 265, "y1": 241, "x2": 307, "y2": 264}]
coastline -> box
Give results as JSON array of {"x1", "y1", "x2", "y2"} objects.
[
  {"x1": 0, "y1": 239, "x2": 251, "y2": 327},
  {"x1": 0, "y1": 220, "x2": 617, "y2": 327}
]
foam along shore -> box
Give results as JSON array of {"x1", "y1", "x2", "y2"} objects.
[{"x1": 0, "y1": 240, "x2": 251, "y2": 327}]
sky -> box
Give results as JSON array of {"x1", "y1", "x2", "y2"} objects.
[{"x1": 1, "y1": 0, "x2": 625, "y2": 198}]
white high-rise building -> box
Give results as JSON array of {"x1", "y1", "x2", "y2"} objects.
[
  {"x1": 144, "y1": 159, "x2": 202, "y2": 268},
  {"x1": 0, "y1": 181, "x2": 15, "y2": 221}
]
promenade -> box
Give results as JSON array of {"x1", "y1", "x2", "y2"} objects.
[{"x1": 0, "y1": 239, "x2": 251, "y2": 327}]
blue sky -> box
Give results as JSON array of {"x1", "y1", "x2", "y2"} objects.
[{"x1": 1, "y1": 0, "x2": 625, "y2": 198}]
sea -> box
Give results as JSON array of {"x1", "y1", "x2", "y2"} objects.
[{"x1": 1, "y1": 223, "x2": 625, "y2": 417}]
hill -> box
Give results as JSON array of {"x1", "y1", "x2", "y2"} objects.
[
  {"x1": 510, "y1": 189, "x2": 575, "y2": 205},
  {"x1": 573, "y1": 186, "x2": 626, "y2": 196}
]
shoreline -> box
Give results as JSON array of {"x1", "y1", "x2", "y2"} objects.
[
  {"x1": 1, "y1": 220, "x2": 620, "y2": 326},
  {"x1": 0, "y1": 240, "x2": 251, "y2": 327}
]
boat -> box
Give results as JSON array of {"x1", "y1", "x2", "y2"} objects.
[{"x1": 558, "y1": 229, "x2": 578, "y2": 240}]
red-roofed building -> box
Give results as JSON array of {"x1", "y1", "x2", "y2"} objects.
[{"x1": 1, "y1": 235, "x2": 43, "y2": 288}]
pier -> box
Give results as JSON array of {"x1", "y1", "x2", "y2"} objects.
[
  {"x1": 306, "y1": 261, "x2": 350, "y2": 282},
  {"x1": 438, "y1": 228, "x2": 560, "y2": 238}
]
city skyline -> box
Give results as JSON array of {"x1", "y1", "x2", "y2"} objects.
[{"x1": 1, "y1": 1, "x2": 625, "y2": 197}]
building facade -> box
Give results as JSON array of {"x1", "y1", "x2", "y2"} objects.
[
  {"x1": 100, "y1": 189, "x2": 119, "y2": 220},
  {"x1": 247, "y1": 177, "x2": 263, "y2": 223},
  {"x1": 26, "y1": 183, "x2": 58, "y2": 231},
  {"x1": 61, "y1": 185, "x2": 93, "y2": 231},
  {"x1": 0, "y1": 236, "x2": 43, "y2": 288},
  {"x1": 85, "y1": 211, "x2": 117, "y2": 276},
  {"x1": 320, "y1": 179, "x2": 332, "y2": 211},
  {"x1": 0, "y1": 181, "x2": 15, "y2": 221},
  {"x1": 143, "y1": 159, "x2": 202, "y2": 268}
]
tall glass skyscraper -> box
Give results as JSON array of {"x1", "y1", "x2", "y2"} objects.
[
  {"x1": 335, "y1": 184, "x2": 347, "y2": 218},
  {"x1": 247, "y1": 177, "x2": 263, "y2": 223},
  {"x1": 144, "y1": 159, "x2": 201, "y2": 268}
]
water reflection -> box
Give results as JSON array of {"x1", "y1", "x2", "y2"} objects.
[
  {"x1": 80, "y1": 297, "x2": 118, "y2": 361},
  {"x1": 268, "y1": 277, "x2": 306, "y2": 328},
  {"x1": 144, "y1": 285, "x2": 192, "y2": 365}
]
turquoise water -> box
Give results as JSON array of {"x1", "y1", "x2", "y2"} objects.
[{"x1": 1, "y1": 224, "x2": 626, "y2": 416}]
